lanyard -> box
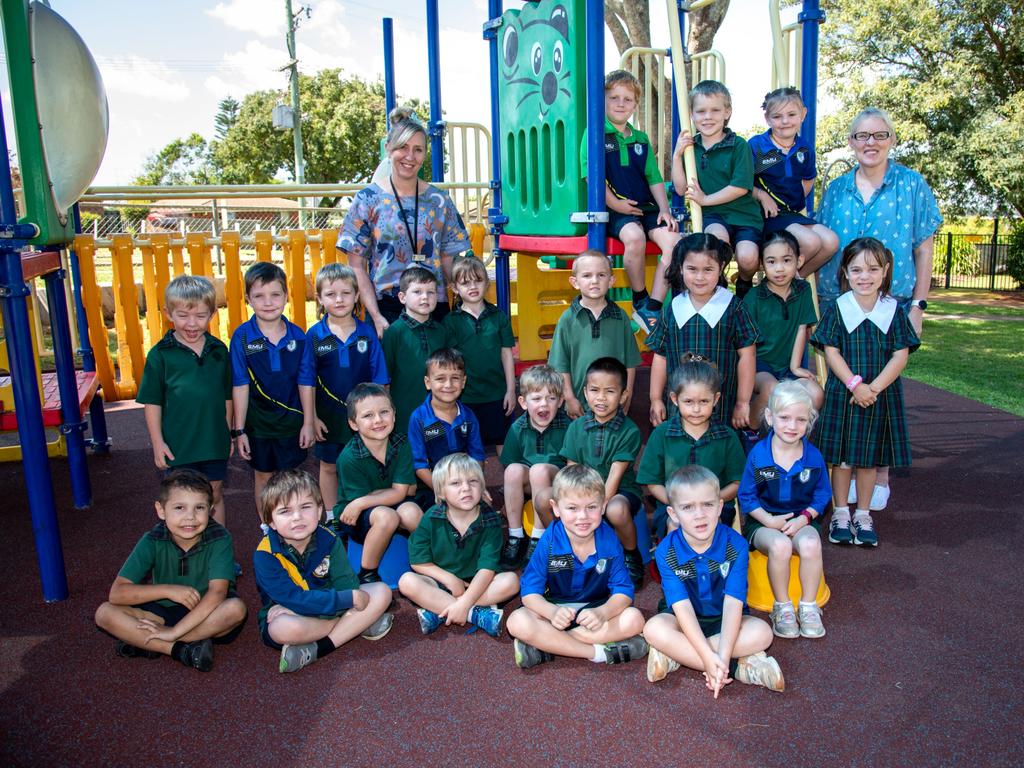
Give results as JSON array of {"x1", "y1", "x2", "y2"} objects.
[{"x1": 390, "y1": 176, "x2": 419, "y2": 257}]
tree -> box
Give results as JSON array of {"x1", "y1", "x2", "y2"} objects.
[
  {"x1": 213, "y1": 96, "x2": 240, "y2": 141},
  {"x1": 133, "y1": 133, "x2": 216, "y2": 186},
  {"x1": 819, "y1": 0, "x2": 1024, "y2": 217}
]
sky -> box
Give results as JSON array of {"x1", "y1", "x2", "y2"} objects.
[{"x1": 0, "y1": 0, "x2": 807, "y2": 186}]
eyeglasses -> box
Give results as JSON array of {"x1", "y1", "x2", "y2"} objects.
[{"x1": 851, "y1": 131, "x2": 892, "y2": 143}]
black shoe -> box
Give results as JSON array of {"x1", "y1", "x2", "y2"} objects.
[
  {"x1": 514, "y1": 638, "x2": 554, "y2": 669},
  {"x1": 115, "y1": 640, "x2": 159, "y2": 660},
  {"x1": 500, "y1": 536, "x2": 527, "y2": 570},
  {"x1": 735, "y1": 277, "x2": 754, "y2": 300},
  {"x1": 178, "y1": 639, "x2": 214, "y2": 672},
  {"x1": 358, "y1": 569, "x2": 382, "y2": 585},
  {"x1": 603, "y1": 635, "x2": 649, "y2": 664},
  {"x1": 523, "y1": 537, "x2": 540, "y2": 565},
  {"x1": 624, "y1": 550, "x2": 645, "y2": 589}
]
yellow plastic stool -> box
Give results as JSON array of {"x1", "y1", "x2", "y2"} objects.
[
  {"x1": 745, "y1": 550, "x2": 830, "y2": 612},
  {"x1": 522, "y1": 499, "x2": 536, "y2": 537}
]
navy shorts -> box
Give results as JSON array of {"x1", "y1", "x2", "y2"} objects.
[
  {"x1": 703, "y1": 213, "x2": 762, "y2": 246},
  {"x1": 755, "y1": 360, "x2": 799, "y2": 381},
  {"x1": 136, "y1": 593, "x2": 245, "y2": 645},
  {"x1": 247, "y1": 434, "x2": 307, "y2": 473},
  {"x1": 656, "y1": 601, "x2": 748, "y2": 634},
  {"x1": 165, "y1": 459, "x2": 227, "y2": 482},
  {"x1": 314, "y1": 440, "x2": 345, "y2": 464},
  {"x1": 608, "y1": 209, "x2": 666, "y2": 240},
  {"x1": 762, "y1": 210, "x2": 817, "y2": 236},
  {"x1": 336, "y1": 499, "x2": 418, "y2": 544},
  {"x1": 551, "y1": 597, "x2": 610, "y2": 631},
  {"x1": 466, "y1": 399, "x2": 513, "y2": 447}
]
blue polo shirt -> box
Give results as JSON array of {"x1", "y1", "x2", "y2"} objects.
[
  {"x1": 656, "y1": 524, "x2": 748, "y2": 618},
  {"x1": 737, "y1": 433, "x2": 832, "y2": 517},
  {"x1": 407, "y1": 395, "x2": 485, "y2": 471},
  {"x1": 230, "y1": 316, "x2": 315, "y2": 438},
  {"x1": 749, "y1": 129, "x2": 816, "y2": 213},
  {"x1": 306, "y1": 316, "x2": 388, "y2": 443},
  {"x1": 520, "y1": 520, "x2": 634, "y2": 603}
]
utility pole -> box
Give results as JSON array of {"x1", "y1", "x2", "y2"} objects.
[{"x1": 284, "y1": 0, "x2": 308, "y2": 226}]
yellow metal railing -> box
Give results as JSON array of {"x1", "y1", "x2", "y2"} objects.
[
  {"x1": 769, "y1": 0, "x2": 801, "y2": 89},
  {"x1": 444, "y1": 122, "x2": 492, "y2": 227}
]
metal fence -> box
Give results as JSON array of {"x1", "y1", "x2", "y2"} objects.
[{"x1": 933, "y1": 230, "x2": 1020, "y2": 292}]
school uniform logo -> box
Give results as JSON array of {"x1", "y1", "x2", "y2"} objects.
[
  {"x1": 424, "y1": 424, "x2": 445, "y2": 440},
  {"x1": 755, "y1": 466, "x2": 781, "y2": 483},
  {"x1": 457, "y1": 422, "x2": 469, "y2": 437},
  {"x1": 595, "y1": 558, "x2": 607, "y2": 574},
  {"x1": 605, "y1": 140, "x2": 617, "y2": 153},
  {"x1": 316, "y1": 338, "x2": 338, "y2": 356},
  {"x1": 286, "y1": 339, "x2": 297, "y2": 352},
  {"x1": 799, "y1": 468, "x2": 812, "y2": 484},
  {"x1": 720, "y1": 560, "x2": 730, "y2": 578},
  {"x1": 245, "y1": 338, "x2": 268, "y2": 355},
  {"x1": 548, "y1": 554, "x2": 573, "y2": 572},
  {"x1": 356, "y1": 337, "x2": 369, "y2": 354},
  {"x1": 633, "y1": 144, "x2": 643, "y2": 156},
  {"x1": 795, "y1": 150, "x2": 807, "y2": 164},
  {"x1": 313, "y1": 555, "x2": 331, "y2": 578}
]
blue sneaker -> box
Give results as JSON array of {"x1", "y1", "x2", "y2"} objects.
[
  {"x1": 852, "y1": 511, "x2": 878, "y2": 546},
  {"x1": 471, "y1": 606, "x2": 503, "y2": 638},
  {"x1": 631, "y1": 299, "x2": 661, "y2": 336},
  {"x1": 417, "y1": 607, "x2": 444, "y2": 635}
]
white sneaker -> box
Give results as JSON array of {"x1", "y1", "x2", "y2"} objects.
[
  {"x1": 646, "y1": 646, "x2": 680, "y2": 682},
  {"x1": 869, "y1": 484, "x2": 890, "y2": 511},
  {"x1": 734, "y1": 651, "x2": 785, "y2": 692}
]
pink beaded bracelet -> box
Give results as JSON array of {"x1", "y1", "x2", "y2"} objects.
[{"x1": 846, "y1": 374, "x2": 863, "y2": 391}]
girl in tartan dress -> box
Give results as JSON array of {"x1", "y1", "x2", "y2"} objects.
[
  {"x1": 810, "y1": 238, "x2": 919, "y2": 547},
  {"x1": 647, "y1": 233, "x2": 760, "y2": 430}
]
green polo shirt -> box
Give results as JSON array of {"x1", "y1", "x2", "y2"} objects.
[
  {"x1": 443, "y1": 302, "x2": 515, "y2": 403},
  {"x1": 548, "y1": 298, "x2": 642, "y2": 402},
  {"x1": 693, "y1": 129, "x2": 763, "y2": 229},
  {"x1": 581, "y1": 118, "x2": 662, "y2": 184},
  {"x1": 500, "y1": 410, "x2": 571, "y2": 468},
  {"x1": 559, "y1": 410, "x2": 641, "y2": 497},
  {"x1": 136, "y1": 331, "x2": 232, "y2": 465},
  {"x1": 408, "y1": 502, "x2": 504, "y2": 580},
  {"x1": 742, "y1": 279, "x2": 818, "y2": 372},
  {"x1": 382, "y1": 313, "x2": 449, "y2": 434},
  {"x1": 334, "y1": 433, "x2": 416, "y2": 513},
  {"x1": 636, "y1": 418, "x2": 745, "y2": 489},
  {"x1": 118, "y1": 521, "x2": 235, "y2": 608}
]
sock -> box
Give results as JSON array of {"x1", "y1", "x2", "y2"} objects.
[
  {"x1": 591, "y1": 644, "x2": 608, "y2": 663},
  {"x1": 170, "y1": 641, "x2": 187, "y2": 663},
  {"x1": 646, "y1": 298, "x2": 663, "y2": 311},
  {"x1": 854, "y1": 508, "x2": 870, "y2": 518},
  {"x1": 508, "y1": 527, "x2": 524, "y2": 539},
  {"x1": 729, "y1": 658, "x2": 739, "y2": 678},
  {"x1": 832, "y1": 505, "x2": 850, "y2": 519},
  {"x1": 799, "y1": 601, "x2": 818, "y2": 609},
  {"x1": 631, "y1": 289, "x2": 649, "y2": 307},
  {"x1": 530, "y1": 524, "x2": 545, "y2": 540},
  {"x1": 315, "y1": 637, "x2": 337, "y2": 658},
  {"x1": 773, "y1": 600, "x2": 794, "y2": 610}
]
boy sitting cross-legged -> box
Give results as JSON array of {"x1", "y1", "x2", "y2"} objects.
[
  {"x1": 335, "y1": 383, "x2": 423, "y2": 584},
  {"x1": 643, "y1": 465, "x2": 784, "y2": 694},
  {"x1": 94, "y1": 469, "x2": 247, "y2": 672},
  {"x1": 499, "y1": 364, "x2": 571, "y2": 569},
  {"x1": 399, "y1": 453, "x2": 520, "y2": 637},
  {"x1": 506, "y1": 464, "x2": 648, "y2": 669},
  {"x1": 254, "y1": 469, "x2": 393, "y2": 673}
]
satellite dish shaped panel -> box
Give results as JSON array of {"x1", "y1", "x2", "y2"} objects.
[{"x1": 29, "y1": 1, "x2": 108, "y2": 225}]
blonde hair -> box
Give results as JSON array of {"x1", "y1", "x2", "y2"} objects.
[
  {"x1": 518, "y1": 364, "x2": 563, "y2": 397},
  {"x1": 572, "y1": 249, "x2": 612, "y2": 274},
  {"x1": 666, "y1": 465, "x2": 720, "y2": 503},
  {"x1": 259, "y1": 469, "x2": 323, "y2": 525},
  {"x1": 431, "y1": 453, "x2": 486, "y2": 505},
  {"x1": 762, "y1": 86, "x2": 805, "y2": 115},
  {"x1": 314, "y1": 262, "x2": 361, "y2": 319},
  {"x1": 849, "y1": 107, "x2": 897, "y2": 142},
  {"x1": 766, "y1": 380, "x2": 818, "y2": 430},
  {"x1": 689, "y1": 80, "x2": 732, "y2": 115},
  {"x1": 552, "y1": 463, "x2": 606, "y2": 502},
  {"x1": 165, "y1": 274, "x2": 216, "y2": 314},
  {"x1": 386, "y1": 106, "x2": 427, "y2": 153}
]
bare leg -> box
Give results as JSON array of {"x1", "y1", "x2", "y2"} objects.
[
  {"x1": 506, "y1": 605, "x2": 645, "y2": 658},
  {"x1": 503, "y1": 463, "x2": 528, "y2": 529},
  {"x1": 210, "y1": 480, "x2": 226, "y2": 527},
  {"x1": 360, "y1": 506, "x2": 400, "y2": 569},
  {"x1": 753, "y1": 527, "x2": 793, "y2": 604},
  {"x1": 792, "y1": 526, "x2": 823, "y2": 601},
  {"x1": 643, "y1": 612, "x2": 772, "y2": 669},
  {"x1": 649, "y1": 227, "x2": 682, "y2": 303},
  {"x1": 253, "y1": 470, "x2": 272, "y2": 521},
  {"x1": 94, "y1": 598, "x2": 247, "y2": 655},
  {"x1": 751, "y1": 372, "x2": 779, "y2": 430},
  {"x1": 319, "y1": 460, "x2": 339, "y2": 516},
  {"x1": 605, "y1": 496, "x2": 638, "y2": 550},
  {"x1": 734, "y1": 241, "x2": 760, "y2": 281},
  {"x1": 618, "y1": 222, "x2": 648, "y2": 294},
  {"x1": 529, "y1": 463, "x2": 559, "y2": 527}
]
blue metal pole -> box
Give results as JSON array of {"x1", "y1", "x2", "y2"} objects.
[
  {"x1": 383, "y1": 18, "x2": 396, "y2": 127},
  {"x1": 484, "y1": 0, "x2": 510, "y2": 313},
  {"x1": 0, "y1": 106, "x2": 68, "y2": 602},
  {"x1": 799, "y1": 0, "x2": 824, "y2": 215},
  {"x1": 425, "y1": 0, "x2": 445, "y2": 183},
  {"x1": 43, "y1": 269, "x2": 91, "y2": 509},
  {"x1": 585, "y1": 0, "x2": 606, "y2": 251}
]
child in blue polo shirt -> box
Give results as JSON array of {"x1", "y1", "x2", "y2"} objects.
[
  {"x1": 749, "y1": 87, "x2": 838, "y2": 276},
  {"x1": 738, "y1": 381, "x2": 830, "y2": 640},
  {"x1": 308, "y1": 263, "x2": 388, "y2": 518},
  {"x1": 230, "y1": 262, "x2": 316, "y2": 523},
  {"x1": 506, "y1": 464, "x2": 648, "y2": 669},
  {"x1": 644, "y1": 465, "x2": 784, "y2": 694},
  {"x1": 408, "y1": 348, "x2": 485, "y2": 509}
]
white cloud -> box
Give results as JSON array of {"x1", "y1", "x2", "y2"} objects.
[
  {"x1": 206, "y1": 0, "x2": 285, "y2": 38},
  {"x1": 97, "y1": 55, "x2": 189, "y2": 103}
]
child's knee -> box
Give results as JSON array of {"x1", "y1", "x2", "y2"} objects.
[
  {"x1": 397, "y1": 571, "x2": 419, "y2": 596},
  {"x1": 620, "y1": 606, "x2": 645, "y2": 635},
  {"x1": 619, "y1": 223, "x2": 645, "y2": 248},
  {"x1": 362, "y1": 580, "x2": 393, "y2": 608},
  {"x1": 493, "y1": 570, "x2": 520, "y2": 597},
  {"x1": 94, "y1": 602, "x2": 116, "y2": 629},
  {"x1": 223, "y1": 597, "x2": 248, "y2": 623},
  {"x1": 795, "y1": 529, "x2": 822, "y2": 558},
  {"x1": 604, "y1": 497, "x2": 632, "y2": 527},
  {"x1": 642, "y1": 612, "x2": 675, "y2": 643},
  {"x1": 736, "y1": 243, "x2": 759, "y2": 271},
  {"x1": 504, "y1": 463, "x2": 527, "y2": 485},
  {"x1": 768, "y1": 535, "x2": 794, "y2": 561},
  {"x1": 370, "y1": 506, "x2": 400, "y2": 531},
  {"x1": 527, "y1": 463, "x2": 554, "y2": 486},
  {"x1": 706, "y1": 223, "x2": 730, "y2": 243},
  {"x1": 505, "y1": 606, "x2": 534, "y2": 638},
  {"x1": 396, "y1": 502, "x2": 423, "y2": 530}
]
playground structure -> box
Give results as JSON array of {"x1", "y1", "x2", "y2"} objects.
[{"x1": 3, "y1": 0, "x2": 825, "y2": 601}]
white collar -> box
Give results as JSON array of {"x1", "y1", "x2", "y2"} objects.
[
  {"x1": 672, "y1": 286, "x2": 733, "y2": 329},
  {"x1": 837, "y1": 291, "x2": 898, "y2": 334}
]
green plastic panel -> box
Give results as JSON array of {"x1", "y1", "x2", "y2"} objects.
[{"x1": 498, "y1": 0, "x2": 586, "y2": 236}]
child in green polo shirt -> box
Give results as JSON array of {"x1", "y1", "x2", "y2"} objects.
[
  {"x1": 138, "y1": 275, "x2": 232, "y2": 526},
  {"x1": 382, "y1": 266, "x2": 449, "y2": 436},
  {"x1": 399, "y1": 453, "x2": 520, "y2": 637},
  {"x1": 560, "y1": 357, "x2": 645, "y2": 587},
  {"x1": 549, "y1": 250, "x2": 640, "y2": 418},
  {"x1": 95, "y1": 470, "x2": 247, "y2": 672},
  {"x1": 443, "y1": 255, "x2": 516, "y2": 450},
  {"x1": 334, "y1": 383, "x2": 423, "y2": 584},
  {"x1": 672, "y1": 80, "x2": 764, "y2": 298},
  {"x1": 499, "y1": 364, "x2": 571, "y2": 569},
  {"x1": 743, "y1": 231, "x2": 824, "y2": 430}
]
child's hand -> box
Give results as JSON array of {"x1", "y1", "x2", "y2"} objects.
[
  {"x1": 780, "y1": 513, "x2": 809, "y2": 536},
  {"x1": 314, "y1": 417, "x2": 328, "y2": 442},
  {"x1": 850, "y1": 382, "x2": 877, "y2": 408},
  {"x1": 657, "y1": 210, "x2": 679, "y2": 232},
  {"x1": 758, "y1": 195, "x2": 780, "y2": 218},
  {"x1": 371, "y1": 314, "x2": 389, "y2": 339},
  {"x1": 440, "y1": 596, "x2": 472, "y2": 626},
  {"x1": 136, "y1": 618, "x2": 179, "y2": 645},
  {"x1": 791, "y1": 366, "x2": 815, "y2": 381},
  {"x1": 674, "y1": 131, "x2": 694, "y2": 156},
  {"x1": 164, "y1": 585, "x2": 201, "y2": 609},
  {"x1": 235, "y1": 434, "x2": 251, "y2": 460},
  {"x1": 503, "y1": 389, "x2": 516, "y2": 416},
  {"x1": 765, "y1": 513, "x2": 794, "y2": 531},
  {"x1": 299, "y1": 424, "x2": 316, "y2": 449},
  {"x1": 731, "y1": 401, "x2": 751, "y2": 429},
  {"x1": 266, "y1": 604, "x2": 294, "y2": 623},
  {"x1": 608, "y1": 196, "x2": 643, "y2": 216},
  {"x1": 350, "y1": 588, "x2": 370, "y2": 611},
  {"x1": 152, "y1": 441, "x2": 174, "y2": 470},
  {"x1": 701, "y1": 650, "x2": 731, "y2": 699},
  {"x1": 684, "y1": 178, "x2": 708, "y2": 205},
  {"x1": 650, "y1": 399, "x2": 667, "y2": 427},
  {"x1": 551, "y1": 605, "x2": 576, "y2": 630},
  {"x1": 575, "y1": 607, "x2": 606, "y2": 632},
  {"x1": 339, "y1": 503, "x2": 362, "y2": 526},
  {"x1": 565, "y1": 396, "x2": 584, "y2": 419}
]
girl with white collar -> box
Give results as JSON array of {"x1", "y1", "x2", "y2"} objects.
[{"x1": 810, "y1": 237, "x2": 920, "y2": 547}]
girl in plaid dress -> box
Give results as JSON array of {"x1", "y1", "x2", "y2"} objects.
[
  {"x1": 810, "y1": 238, "x2": 919, "y2": 547},
  {"x1": 648, "y1": 233, "x2": 760, "y2": 429}
]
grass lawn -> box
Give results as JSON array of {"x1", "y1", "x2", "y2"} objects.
[
  {"x1": 926, "y1": 300, "x2": 1024, "y2": 318},
  {"x1": 905, "y1": 307, "x2": 1024, "y2": 416}
]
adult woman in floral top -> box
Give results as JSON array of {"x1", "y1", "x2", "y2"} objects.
[{"x1": 338, "y1": 106, "x2": 471, "y2": 336}]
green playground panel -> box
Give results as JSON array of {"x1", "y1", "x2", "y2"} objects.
[{"x1": 498, "y1": 0, "x2": 587, "y2": 237}]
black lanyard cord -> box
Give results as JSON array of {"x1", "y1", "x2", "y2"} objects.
[{"x1": 390, "y1": 176, "x2": 419, "y2": 255}]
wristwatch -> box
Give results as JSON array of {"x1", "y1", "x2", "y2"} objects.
[
  {"x1": 910, "y1": 299, "x2": 928, "y2": 311},
  {"x1": 230, "y1": 428, "x2": 246, "y2": 438}
]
